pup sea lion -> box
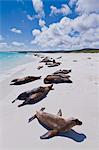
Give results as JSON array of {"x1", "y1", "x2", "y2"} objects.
[
  {"x1": 44, "y1": 74, "x2": 72, "y2": 84},
  {"x1": 17, "y1": 84, "x2": 53, "y2": 107},
  {"x1": 28, "y1": 108, "x2": 82, "y2": 139},
  {"x1": 10, "y1": 76, "x2": 41, "y2": 85}
]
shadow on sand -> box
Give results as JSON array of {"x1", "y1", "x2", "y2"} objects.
[
  {"x1": 38, "y1": 119, "x2": 86, "y2": 142},
  {"x1": 57, "y1": 129, "x2": 86, "y2": 142}
]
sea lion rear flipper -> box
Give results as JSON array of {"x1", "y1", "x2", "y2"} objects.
[
  {"x1": 28, "y1": 114, "x2": 36, "y2": 123},
  {"x1": 57, "y1": 109, "x2": 62, "y2": 116},
  {"x1": 12, "y1": 99, "x2": 17, "y2": 103},
  {"x1": 40, "y1": 130, "x2": 58, "y2": 139},
  {"x1": 28, "y1": 107, "x2": 45, "y2": 123}
]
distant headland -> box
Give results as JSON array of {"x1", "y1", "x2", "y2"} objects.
[{"x1": 16, "y1": 48, "x2": 99, "y2": 54}]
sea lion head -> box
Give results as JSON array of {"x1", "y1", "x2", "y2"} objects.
[{"x1": 73, "y1": 119, "x2": 82, "y2": 125}]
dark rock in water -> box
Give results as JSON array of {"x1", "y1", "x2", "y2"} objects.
[
  {"x1": 10, "y1": 76, "x2": 41, "y2": 85},
  {"x1": 17, "y1": 84, "x2": 53, "y2": 107}
]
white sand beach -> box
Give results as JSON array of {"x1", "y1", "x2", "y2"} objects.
[{"x1": 0, "y1": 53, "x2": 99, "y2": 150}]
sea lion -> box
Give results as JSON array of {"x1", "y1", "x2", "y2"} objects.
[
  {"x1": 73, "y1": 60, "x2": 77, "y2": 62},
  {"x1": 40, "y1": 57, "x2": 53, "y2": 63},
  {"x1": 47, "y1": 62, "x2": 61, "y2": 67},
  {"x1": 17, "y1": 84, "x2": 53, "y2": 107},
  {"x1": 53, "y1": 69, "x2": 71, "y2": 75},
  {"x1": 44, "y1": 74, "x2": 72, "y2": 84},
  {"x1": 10, "y1": 76, "x2": 41, "y2": 85},
  {"x1": 46, "y1": 59, "x2": 61, "y2": 67},
  {"x1": 57, "y1": 56, "x2": 62, "y2": 59},
  {"x1": 37, "y1": 66, "x2": 43, "y2": 70},
  {"x1": 28, "y1": 108, "x2": 82, "y2": 139}
]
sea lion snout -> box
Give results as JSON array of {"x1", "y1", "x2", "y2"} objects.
[{"x1": 74, "y1": 119, "x2": 82, "y2": 125}]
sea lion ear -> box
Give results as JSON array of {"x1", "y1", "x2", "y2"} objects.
[
  {"x1": 40, "y1": 130, "x2": 58, "y2": 139},
  {"x1": 57, "y1": 109, "x2": 62, "y2": 116}
]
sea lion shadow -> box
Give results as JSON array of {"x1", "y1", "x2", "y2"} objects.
[
  {"x1": 38, "y1": 120, "x2": 86, "y2": 142},
  {"x1": 58, "y1": 129, "x2": 86, "y2": 142}
]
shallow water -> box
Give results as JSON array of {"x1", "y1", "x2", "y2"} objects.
[{"x1": 0, "y1": 52, "x2": 33, "y2": 75}]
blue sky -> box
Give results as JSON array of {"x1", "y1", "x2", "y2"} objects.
[{"x1": 0, "y1": 0, "x2": 99, "y2": 51}]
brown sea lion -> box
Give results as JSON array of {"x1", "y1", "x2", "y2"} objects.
[
  {"x1": 53, "y1": 69, "x2": 71, "y2": 75},
  {"x1": 44, "y1": 74, "x2": 72, "y2": 84},
  {"x1": 57, "y1": 56, "x2": 62, "y2": 59},
  {"x1": 37, "y1": 66, "x2": 43, "y2": 70},
  {"x1": 47, "y1": 62, "x2": 61, "y2": 67},
  {"x1": 17, "y1": 84, "x2": 53, "y2": 107},
  {"x1": 45, "y1": 59, "x2": 61, "y2": 67},
  {"x1": 28, "y1": 108, "x2": 82, "y2": 139},
  {"x1": 10, "y1": 76, "x2": 41, "y2": 85},
  {"x1": 40, "y1": 57, "x2": 53, "y2": 63}
]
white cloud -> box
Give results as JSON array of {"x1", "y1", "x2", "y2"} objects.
[
  {"x1": 50, "y1": 4, "x2": 71, "y2": 16},
  {"x1": 27, "y1": 15, "x2": 34, "y2": 21},
  {"x1": 39, "y1": 19, "x2": 46, "y2": 27},
  {"x1": 12, "y1": 41, "x2": 25, "y2": 47},
  {"x1": 69, "y1": 0, "x2": 78, "y2": 7},
  {"x1": 76, "y1": 0, "x2": 99, "y2": 14},
  {"x1": 31, "y1": 13, "x2": 99, "y2": 50},
  {"x1": 32, "y1": 29, "x2": 41, "y2": 37},
  {"x1": 10, "y1": 28, "x2": 22, "y2": 34},
  {"x1": 0, "y1": 42, "x2": 8, "y2": 48},
  {"x1": 32, "y1": 0, "x2": 45, "y2": 18}
]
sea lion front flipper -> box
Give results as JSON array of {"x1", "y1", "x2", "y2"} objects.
[
  {"x1": 40, "y1": 130, "x2": 58, "y2": 139},
  {"x1": 57, "y1": 109, "x2": 62, "y2": 116},
  {"x1": 11, "y1": 78, "x2": 18, "y2": 82}
]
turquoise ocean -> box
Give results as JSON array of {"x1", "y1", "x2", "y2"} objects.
[{"x1": 0, "y1": 52, "x2": 33, "y2": 75}]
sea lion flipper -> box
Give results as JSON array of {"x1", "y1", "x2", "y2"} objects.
[
  {"x1": 40, "y1": 130, "x2": 58, "y2": 139},
  {"x1": 11, "y1": 79, "x2": 18, "y2": 82},
  {"x1": 12, "y1": 99, "x2": 17, "y2": 103},
  {"x1": 57, "y1": 109, "x2": 62, "y2": 116},
  {"x1": 28, "y1": 114, "x2": 36, "y2": 123}
]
